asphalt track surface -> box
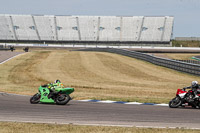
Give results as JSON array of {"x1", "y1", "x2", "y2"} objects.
[
  {"x1": 1, "y1": 51, "x2": 200, "y2": 129},
  {"x1": 0, "y1": 93, "x2": 200, "y2": 129},
  {"x1": 0, "y1": 51, "x2": 23, "y2": 64}
]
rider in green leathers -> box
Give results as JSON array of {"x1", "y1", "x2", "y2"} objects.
[
  {"x1": 48, "y1": 79, "x2": 64, "y2": 98},
  {"x1": 53, "y1": 79, "x2": 64, "y2": 90}
]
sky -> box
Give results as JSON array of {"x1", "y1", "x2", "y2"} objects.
[{"x1": 0, "y1": 0, "x2": 199, "y2": 38}]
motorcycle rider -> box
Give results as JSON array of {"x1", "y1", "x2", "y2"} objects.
[
  {"x1": 53, "y1": 79, "x2": 64, "y2": 88},
  {"x1": 183, "y1": 81, "x2": 200, "y2": 99},
  {"x1": 47, "y1": 79, "x2": 64, "y2": 98}
]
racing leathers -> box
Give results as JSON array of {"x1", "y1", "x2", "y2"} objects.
[
  {"x1": 47, "y1": 82, "x2": 64, "y2": 98},
  {"x1": 183, "y1": 84, "x2": 200, "y2": 99}
]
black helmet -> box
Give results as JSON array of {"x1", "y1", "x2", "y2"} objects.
[{"x1": 54, "y1": 79, "x2": 61, "y2": 83}]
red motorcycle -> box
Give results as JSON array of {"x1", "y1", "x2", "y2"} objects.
[{"x1": 169, "y1": 88, "x2": 200, "y2": 108}]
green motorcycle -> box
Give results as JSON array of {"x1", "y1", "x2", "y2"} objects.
[{"x1": 30, "y1": 84, "x2": 74, "y2": 105}]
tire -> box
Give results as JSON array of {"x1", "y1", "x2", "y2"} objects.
[
  {"x1": 169, "y1": 96, "x2": 182, "y2": 108},
  {"x1": 30, "y1": 93, "x2": 41, "y2": 104},
  {"x1": 55, "y1": 94, "x2": 71, "y2": 105}
]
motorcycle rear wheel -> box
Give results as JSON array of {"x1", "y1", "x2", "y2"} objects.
[
  {"x1": 169, "y1": 96, "x2": 182, "y2": 108},
  {"x1": 55, "y1": 94, "x2": 71, "y2": 105},
  {"x1": 30, "y1": 93, "x2": 41, "y2": 104}
]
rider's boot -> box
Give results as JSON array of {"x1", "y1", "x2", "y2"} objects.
[
  {"x1": 194, "y1": 95, "x2": 199, "y2": 99},
  {"x1": 193, "y1": 91, "x2": 199, "y2": 99}
]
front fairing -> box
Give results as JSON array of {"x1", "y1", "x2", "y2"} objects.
[
  {"x1": 38, "y1": 86, "x2": 54, "y2": 103},
  {"x1": 176, "y1": 89, "x2": 187, "y2": 98},
  {"x1": 178, "y1": 93, "x2": 187, "y2": 98}
]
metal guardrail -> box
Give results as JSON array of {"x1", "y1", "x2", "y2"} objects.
[
  {"x1": 77, "y1": 48, "x2": 200, "y2": 76},
  {"x1": 176, "y1": 60, "x2": 200, "y2": 65}
]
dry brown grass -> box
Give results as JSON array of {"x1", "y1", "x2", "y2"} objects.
[
  {"x1": 0, "y1": 122, "x2": 199, "y2": 133},
  {"x1": 0, "y1": 50, "x2": 200, "y2": 103}
]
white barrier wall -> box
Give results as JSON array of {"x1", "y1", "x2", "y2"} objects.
[
  {"x1": 121, "y1": 16, "x2": 143, "y2": 41},
  {"x1": 0, "y1": 15, "x2": 15, "y2": 40},
  {"x1": 99, "y1": 16, "x2": 121, "y2": 41},
  {"x1": 34, "y1": 16, "x2": 56, "y2": 40},
  {"x1": 140, "y1": 17, "x2": 165, "y2": 41},
  {"x1": 0, "y1": 14, "x2": 174, "y2": 42},
  {"x1": 56, "y1": 16, "x2": 79, "y2": 41},
  {"x1": 163, "y1": 16, "x2": 174, "y2": 41},
  {"x1": 78, "y1": 16, "x2": 98, "y2": 41},
  {"x1": 12, "y1": 15, "x2": 38, "y2": 40}
]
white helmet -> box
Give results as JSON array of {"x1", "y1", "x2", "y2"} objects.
[{"x1": 192, "y1": 81, "x2": 198, "y2": 87}]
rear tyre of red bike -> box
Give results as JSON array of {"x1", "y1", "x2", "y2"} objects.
[{"x1": 169, "y1": 96, "x2": 182, "y2": 108}]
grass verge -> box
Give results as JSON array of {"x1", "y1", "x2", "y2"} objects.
[
  {"x1": 0, "y1": 50, "x2": 200, "y2": 103},
  {"x1": 172, "y1": 40, "x2": 200, "y2": 47},
  {"x1": 0, "y1": 122, "x2": 200, "y2": 133}
]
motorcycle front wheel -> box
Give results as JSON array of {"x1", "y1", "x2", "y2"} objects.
[
  {"x1": 169, "y1": 96, "x2": 182, "y2": 108},
  {"x1": 30, "y1": 93, "x2": 41, "y2": 104},
  {"x1": 55, "y1": 94, "x2": 71, "y2": 105}
]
